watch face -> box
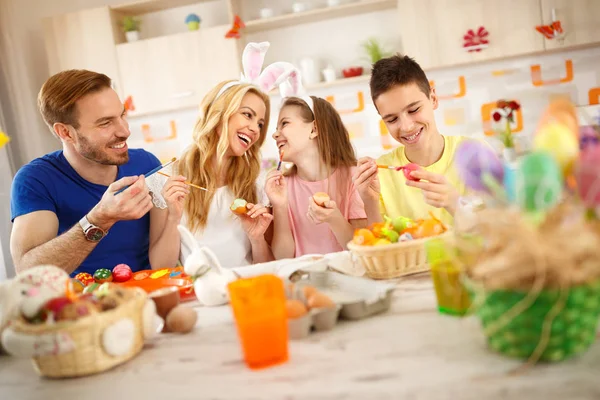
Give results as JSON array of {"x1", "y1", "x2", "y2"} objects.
[{"x1": 86, "y1": 227, "x2": 104, "y2": 242}]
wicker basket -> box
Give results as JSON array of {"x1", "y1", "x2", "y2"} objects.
[
  {"x1": 9, "y1": 287, "x2": 147, "y2": 378},
  {"x1": 474, "y1": 280, "x2": 600, "y2": 362},
  {"x1": 347, "y1": 232, "x2": 451, "y2": 279}
]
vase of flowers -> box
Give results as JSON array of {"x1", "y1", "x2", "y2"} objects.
[{"x1": 492, "y1": 100, "x2": 520, "y2": 162}]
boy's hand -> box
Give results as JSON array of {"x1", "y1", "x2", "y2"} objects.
[
  {"x1": 354, "y1": 157, "x2": 380, "y2": 204},
  {"x1": 405, "y1": 169, "x2": 459, "y2": 215}
]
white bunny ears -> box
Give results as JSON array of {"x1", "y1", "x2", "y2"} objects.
[
  {"x1": 277, "y1": 67, "x2": 315, "y2": 115},
  {"x1": 216, "y1": 42, "x2": 316, "y2": 115},
  {"x1": 216, "y1": 42, "x2": 299, "y2": 99}
]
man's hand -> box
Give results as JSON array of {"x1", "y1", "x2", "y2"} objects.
[{"x1": 88, "y1": 175, "x2": 154, "y2": 230}]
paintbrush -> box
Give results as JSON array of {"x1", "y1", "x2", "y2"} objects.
[
  {"x1": 377, "y1": 164, "x2": 402, "y2": 171},
  {"x1": 277, "y1": 151, "x2": 284, "y2": 171},
  {"x1": 115, "y1": 157, "x2": 177, "y2": 195},
  {"x1": 157, "y1": 171, "x2": 208, "y2": 191}
]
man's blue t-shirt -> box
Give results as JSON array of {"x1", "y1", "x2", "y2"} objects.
[{"x1": 10, "y1": 149, "x2": 161, "y2": 277}]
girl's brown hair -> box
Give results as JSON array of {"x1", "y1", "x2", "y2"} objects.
[
  {"x1": 280, "y1": 96, "x2": 357, "y2": 200},
  {"x1": 179, "y1": 81, "x2": 270, "y2": 232}
]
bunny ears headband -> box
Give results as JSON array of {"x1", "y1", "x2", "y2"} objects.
[{"x1": 216, "y1": 42, "x2": 315, "y2": 115}]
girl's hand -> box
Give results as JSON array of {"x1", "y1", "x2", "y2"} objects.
[
  {"x1": 264, "y1": 170, "x2": 288, "y2": 208},
  {"x1": 306, "y1": 197, "x2": 342, "y2": 225}
]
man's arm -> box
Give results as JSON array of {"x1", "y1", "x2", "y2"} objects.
[
  {"x1": 10, "y1": 211, "x2": 100, "y2": 274},
  {"x1": 10, "y1": 175, "x2": 153, "y2": 274}
]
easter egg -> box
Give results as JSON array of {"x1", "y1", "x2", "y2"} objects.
[
  {"x1": 533, "y1": 121, "x2": 579, "y2": 175},
  {"x1": 75, "y1": 272, "x2": 94, "y2": 286},
  {"x1": 94, "y1": 268, "x2": 113, "y2": 283},
  {"x1": 313, "y1": 192, "x2": 330, "y2": 207},
  {"x1": 575, "y1": 146, "x2": 600, "y2": 207},
  {"x1": 112, "y1": 268, "x2": 132, "y2": 283},
  {"x1": 285, "y1": 299, "x2": 308, "y2": 319},
  {"x1": 536, "y1": 98, "x2": 579, "y2": 141},
  {"x1": 230, "y1": 198, "x2": 248, "y2": 215},
  {"x1": 352, "y1": 229, "x2": 376, "y2": 246},
  {"x1": 71, "y1": 279, "x2": 85, "y2": 293},
  {"x1": 83, "y1": 282, "x2": 100, "y2": 294},
  {"x1": 165, "y1": 305, "x2": 198, "y2": 334},
  {"x1": 374, "y1": 238, "x2": 392, "y2": 246},
  {"x1": 391, "y1": 216, "x2": 413, "y2": 233},
  {"x1": 455, "y1": 140, "x2": 504, "y2": 193},
  {"x1": 307, "y1": 292, "x2": 335, "y2": 309},
  {"x1": 516, "y1": 151, "x2": 563, "y2": 212},
  {"x1": 400, "y1": 163, "x2": 421, "y2": 181}
]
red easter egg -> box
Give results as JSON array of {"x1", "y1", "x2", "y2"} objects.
[
  {"x1": 402, "y1": 163, "x2": 421, "y2": 181},
  {"x1": 113, "y1": 263, "x2": 132, "y2": 273},
  {"x1": 113, "y1": 267, "x2": 133, "y2": 283}
]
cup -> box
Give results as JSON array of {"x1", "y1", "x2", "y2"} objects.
[
  {"x1": 259, "y1": 8, "x2": 274, "y2": 18},
  {"x1": 299, "y1": 57, "x2": 321, "y2": 85},
  {"x1": 228, "y1": 274, "x2": 289, "y2": 369},
  {"x1": 322, "y1": 66, "x2": 336, "y2": 83},
  {"x1": 292, "y1": 2, "x2": 308, "y2": 13},
  {"x1": 426, "y1": 238, "x2": 471, "y2": 316}
]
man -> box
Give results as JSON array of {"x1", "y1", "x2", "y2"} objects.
[
  {"x1": 354, "y1": 54, "x2": 473, "y2": 226},
  {"x1": 10, "y1": 69, "x2": 188, "y2": 276}
]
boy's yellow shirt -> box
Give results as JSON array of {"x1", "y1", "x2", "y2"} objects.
[{"x1": 377, "y1": 135, "x2": 470, "y2": 227}]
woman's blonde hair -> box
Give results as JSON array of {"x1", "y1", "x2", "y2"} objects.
[{"x1": 179, "y1": 81, "x2": 271, "y2": 232}]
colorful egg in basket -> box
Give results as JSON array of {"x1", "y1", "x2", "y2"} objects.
[
  {"x1": 347, "y1": 212, "x2": 450, "y2": 279},
  {"x1": 3, "y1": 286, "x2": 148, "y2": 378}
]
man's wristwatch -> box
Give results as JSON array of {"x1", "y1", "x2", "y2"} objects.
[{"x1": 79, "y1": 214, "x2": 107, "y2": 242}]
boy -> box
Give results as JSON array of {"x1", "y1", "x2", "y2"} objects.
[{"x1": 354, "y1": 54, "x2": 471, "y2": 226}]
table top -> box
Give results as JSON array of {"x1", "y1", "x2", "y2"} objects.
[{"x1": 1, "y1": 274, "x2": 598, "y2": 400}]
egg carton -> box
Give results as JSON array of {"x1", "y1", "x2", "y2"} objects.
[{"x1": 286, "y1": 271, "x2": 396, "y2": 339}]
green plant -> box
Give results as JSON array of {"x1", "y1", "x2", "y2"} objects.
[
  {"x1": 361, "y1": 38, "x2": 392, "y2": 64},
  {"x1": 122, "y1": 16, "x2": 141, "y2": 32}
]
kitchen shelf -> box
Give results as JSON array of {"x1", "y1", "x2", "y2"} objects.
[
  {"x1": 111, "y1": 0, "x2": 216, "y2": 15},
  {"x1": 243, "y1": 0, "x2": 396, "y2": 33}
]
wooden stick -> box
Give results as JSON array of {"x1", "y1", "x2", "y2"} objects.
[{"x1": 157, "y1": 171, "x2": 208, "y2": 191}]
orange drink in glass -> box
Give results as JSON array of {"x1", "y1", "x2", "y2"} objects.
[{"x1": 227, "y1": 274, "x2": 289, "y2": 369}]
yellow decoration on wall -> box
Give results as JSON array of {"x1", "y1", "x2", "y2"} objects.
[{"x1": 0, "y1": 131, "x2": 10, "y2": 149}]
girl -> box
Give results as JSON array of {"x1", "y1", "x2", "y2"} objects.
[
  {"x1": 166, "y1": 42, "x2": 297, "y2": 268},
  {"x1": 265, "y1": 82, "x2": 367, "y2": 259}
]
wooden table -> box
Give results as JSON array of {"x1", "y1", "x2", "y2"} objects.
[{"x1": 1, "y1": 274, "x2": 598, "y2": 400}]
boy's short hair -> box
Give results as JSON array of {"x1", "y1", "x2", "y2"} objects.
[{"x1": 369, "y1": 54, "x2": 431, "y2": 102}]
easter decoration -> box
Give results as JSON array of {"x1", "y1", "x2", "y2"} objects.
[
  {"x1": 1, "y1": 269, "x2": 162, "y2": 377},
  {"x1": 0, "y1": 129, "x2": 10, "y2": 149},
  {"x1": 440, "y1": 98, "x2": 600, "y2": 365},
  {"x1": 185, "y1": 13, "x2": 201, "y2": 31},
  {"x1": 230, "y1": 198, "x2": 249, "y2": 215}
]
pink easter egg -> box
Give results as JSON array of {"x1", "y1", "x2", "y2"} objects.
[{"x1": 576, "y1": 146, "x2": 600, "y2": 207}]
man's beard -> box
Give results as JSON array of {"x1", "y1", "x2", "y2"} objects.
[{"x1": 75, "y1": 131, "x2": 129, "y2": 166}]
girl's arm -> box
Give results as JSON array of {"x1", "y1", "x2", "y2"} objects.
[
  {"x1": 327, "y1": 215, "x2": 367, "y2": 250},
  {"x1": 270, "y1": 202, "x2": 295, "y2": 259}
]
